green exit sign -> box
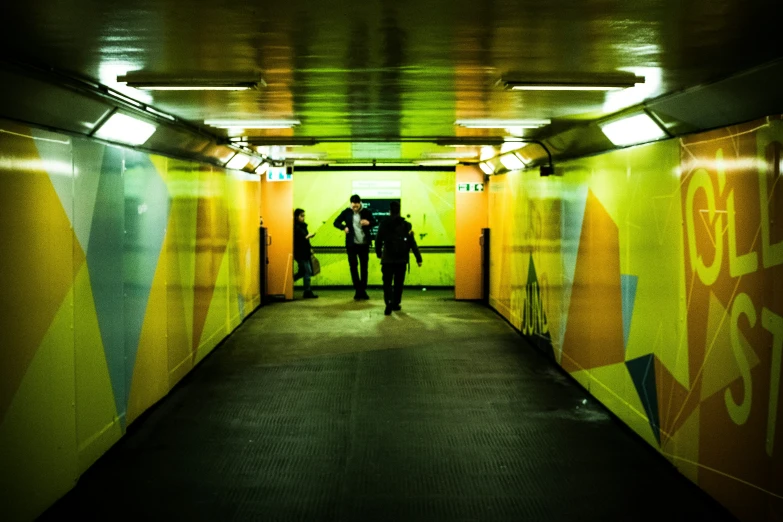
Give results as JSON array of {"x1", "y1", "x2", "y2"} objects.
[{"x1": 457, "y1": 182, "x2": 484, "y2": 192}]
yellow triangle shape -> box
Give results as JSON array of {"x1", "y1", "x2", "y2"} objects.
[
  {"x1": 588, "y1": 363, "x2": 661, "y2": 448},
  {"x1": 644, "y1": 319, "x2": 691, "y2": 391},
  {"x1": 226, "y1": 241, "x2": 242, "y2": 331},
  {"x1": 73, "y1": 262, "x2": 123, "y2": 474},
  {"x1": 164, "y1": 194, "x2": 198, "y2": 386},
  {"x1": 166, "y1": 171, "x2": 198, "y2": 351},
  {"x1": 0, "y1": 283, "x2": 77, "y2": 522},
  {"x1": 127, "y1": 250, "x2": 170, "y2": 425},
  {"x1": 195, "y1": 245, "x2": 231, "y2": 364}
]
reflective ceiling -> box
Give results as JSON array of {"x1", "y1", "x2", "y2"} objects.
[{"x1": 2, "y1": 0, "x2": 782, "y2": 164}]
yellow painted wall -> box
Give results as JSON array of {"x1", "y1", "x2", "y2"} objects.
[
  {"x1": 488, "y1": 115, "x2": 783, "y2": 522},
  {"x1": 0, "y1": 118, "x2": 261, "y2": 521}
]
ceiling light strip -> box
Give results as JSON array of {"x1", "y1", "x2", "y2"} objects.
[
  {"x1": 118, "y1": 76, "x2": 265, "y2": 91},
  {"x1": 204, "y1": 119, "x2": 301, "y2": 129},
  {"x1": 455, "y1": 119, "x2": 551, "y2": 129},
  {"x1": 509, "y1": 84, "x2": 625, "y2": 91},
  {"x1": 501, "y1": 75, "x2": 644, "y2": 91}
]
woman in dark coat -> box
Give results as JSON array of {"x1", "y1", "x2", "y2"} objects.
[{"x1": 294, "y1": 208, "x2": 318, "y2": 298}]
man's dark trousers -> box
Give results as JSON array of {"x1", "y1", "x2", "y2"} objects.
[
  {"x1": 382, "y1": 262, "x2": 407, "y2": 306},
  {"x1": 347, "y1": 243, "x2": 370, "y2": 296}
]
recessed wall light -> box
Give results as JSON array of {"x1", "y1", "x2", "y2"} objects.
[
  {"x1": 226, "y1": 153, "x2": 251, "y2": 170},
  {"x1": 499, "y1": 152, "x2": 526, "y2": 171},
  {"x1": 479, "y1": 162, "x2": 494, "y2": 175},
  {"x1": 599, "y1": 112, "x2": 667, "y2": 147},
  {"x1": 93, "y1": 113, "x2": 157, "y2": 146},
  {"x1": 480, "y1": 146, "x2": 497, "y2": 161}
]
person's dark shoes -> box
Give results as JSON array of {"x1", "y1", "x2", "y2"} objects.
[
  {"x1": 359, "y1": 292, "x2": 370, "y2": 300},
  {"x1": 392, "y1": 304, "x2": 401, "y2": 311},
  {"x1": 353, "y1": 293, "x2": 361, "y2": 300},
  {"x1": 303, "y1": 291, "x2": 319, "y2": 299},
  {"x1": 384, "y1": 303, "x2": 393, "y2": 315}
]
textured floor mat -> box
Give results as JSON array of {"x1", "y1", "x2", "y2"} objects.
[{"x1": 39, "y1": 290, "x2": 737, "y2": 522}]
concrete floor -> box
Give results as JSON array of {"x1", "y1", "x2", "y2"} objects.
[{"x1": 39, "y1": 289, "x2": 738, "y2": 522}]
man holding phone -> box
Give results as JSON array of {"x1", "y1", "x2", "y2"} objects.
[{"x1": 333, "y1": 194, "x2": 376, "y2": 300}]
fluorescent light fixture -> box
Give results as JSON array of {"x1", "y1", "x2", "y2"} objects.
[
  {"x1": 416, "y1": 159, "x2": 459, "y2": 166},
  {"x1": 500, "y1": 74, "x2": 644, "y2": 91},
  {"x1": 508, "y1": 84, "x2": 625, "y2": 91},
  {"x1": 479, "y1": 162, "x2": 494, "y2": 175},
  {"x1": 456, "y1": 119, "x2": 551, "y2": 129},
  {"x1": 293, "y1": 160, "x2": 332, "y2": 166},
  {"x1": 599, "y1": 112, "x2": 667, "y2": 147},
  {"x1": 499, "y1": 152, "x2": 526, "y2": 171},
  {"x1": 500, "y1": 142, "x2": 524, "y2": 154},
  {"x1": 226, "y1": 153, "x2": 251, "y2": 170},
  {"x1": 94, "y1": 113, "x2": 157, "y2": 146},
  {"x1": 247, "y1": 156, "x2": 263, "y2": 169},
  {"x1": 422, "y1": 151, "x2": 478, "y2": 159},
  {"x1": 118, "y1": 75, "x2": 264, "y2": 91},
  {"x1": 108, "y1": 90, "x2": 144, "y2": 108},
  {"x1": 135, "y1": 85, "x2": 256, "y2": 91},
  {"x1": 144, "y1": 106, "x2": 176, "y2": 121},
  {"x1": 283, "y1": 152, "x2": 327, "y2": 160},
  {"x1": 204, "y1": 119, "x2": 301, "y2": 129},
  {"x1": 480, "y1": 146, "x2": 497, "y2": 161}
]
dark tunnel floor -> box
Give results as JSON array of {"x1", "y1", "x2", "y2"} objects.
[{"x1": 39, "y1": 289, "x2": 738, "y2": 522}]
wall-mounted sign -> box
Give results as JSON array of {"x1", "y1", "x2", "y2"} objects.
[
  {"x1": 457, "y1": 182, "x2": 484, "y2": 192},
  {"x1": 267, "y1": 166, "x2": 292, "y2": 181}
]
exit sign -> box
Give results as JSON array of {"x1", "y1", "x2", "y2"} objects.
[{"x1": 457, "y1": 182, "x2": 484, "y2": 192}]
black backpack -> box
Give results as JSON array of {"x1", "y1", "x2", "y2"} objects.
[{"x1": 386, "y1": 220, "x2": 410, "y2": 258}]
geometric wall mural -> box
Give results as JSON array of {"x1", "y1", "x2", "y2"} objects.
[
  {"x1": 621, "y1": 274, "x2": 639, "y2": 352},
  {"x1": 625, "y1": 354, "x2": 661, "y2": 444},
  {"x1": 488, "y1": 115, "x2": 783, "y2": 522},
  {"x1": 0, "y1": 119, "x2": 261, "y2": 522}
]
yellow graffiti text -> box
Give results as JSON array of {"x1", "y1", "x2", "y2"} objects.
[
  {"x1": 724, "y1": 293, "x2": 783, "y2": 457},
  {"x1": 522, "y1": 281, "x2": 549, "y2": 337}
]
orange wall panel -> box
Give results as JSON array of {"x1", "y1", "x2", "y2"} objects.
[
  {"x1": 261, "y1": 177, "x2": 294, "y2": 300},
  {"x1": 455, "y1": 165, "x2": 487, "y2": 300}
]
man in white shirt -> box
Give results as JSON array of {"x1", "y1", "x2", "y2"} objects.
[{"x1": 333, "y1": 194, "x2": 377, "y2": 300}]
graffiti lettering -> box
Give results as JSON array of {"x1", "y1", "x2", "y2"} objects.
[
  {"x1": 760, "y1": 141, "x2": 783, "y2": 269},
  {"x1": 723, "y1": 292, "x2": 783, "y2": 457},
  {"x1": 727, "y1": 190, "x2": 759, "y2": 277},
  {"x1": 762, "y1": 308, "x2": 783, "y2": 457},
  {"x1": 683, "y1": 146, "x2": 783, "y2": 281},
  {"x1": 726, "y1": 293, "x2": 755, "y2": 425},
  {"x1": 686, "y1": 168, "x2": 723, "y2": 285},
  {"x1": 522, "y1": 281, "x2": 549, "y2": 336}
]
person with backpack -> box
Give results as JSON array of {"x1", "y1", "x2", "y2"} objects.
[{"x1": 375, "y1": 200, "x2": 423, "y2": 315}]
